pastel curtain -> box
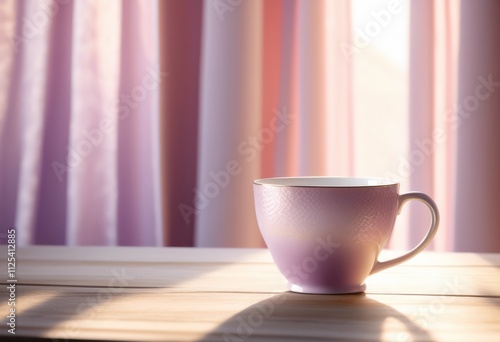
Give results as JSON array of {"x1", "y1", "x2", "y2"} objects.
[
  {"x1": 408, "y1": 0, "x2": 500, "y2": 252},
  {"x1": 1, "y1": 0, "x2": 500, "y2": 252},
  {"x1": 453, "y1": 0, "x2": 500, "y2": 251},
  {"x1": 0, "y1": 0, "x2": 162, "y2": 246}
]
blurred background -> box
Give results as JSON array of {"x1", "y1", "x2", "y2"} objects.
[{"x1": 0, "y1": 0, "x2": 499, "y2": 251}]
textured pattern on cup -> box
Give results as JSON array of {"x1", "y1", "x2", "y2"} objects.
[{"x1": 253, "y1": 182, "x2": 399, "y2": 294}]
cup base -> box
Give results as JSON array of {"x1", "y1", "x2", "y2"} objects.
[{"x1": 287, "y1": 282, "x2": 367, "y2": 295}]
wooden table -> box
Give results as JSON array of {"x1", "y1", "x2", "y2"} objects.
[{"x1": 1, "y1": 246, "x2": 499, "y2": 341}]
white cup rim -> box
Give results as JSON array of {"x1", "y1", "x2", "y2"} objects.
[{"x1": 253, "y1": 176, "x2": 399, "y2": 188}]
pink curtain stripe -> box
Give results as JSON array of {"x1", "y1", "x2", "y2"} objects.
[
  {"x1": 0, "y1": 1, "x2": 26, "y2": 243},
  {"x1": 0, "y1": 0, "x2": 16, "y2": 132},
  {"x1": 408, "y1": 0, "x2": 436, "y2": 249},
  {"x1": 0, "y1": 0, "x2": 59, "y2": 245},
  {"x1": 431, "y1": 0, "x2": 460, "y2": 251},
  {"x1": 454, "y1": 0, "x2": 500, "y2": 252},
  {"x1": 260, "y1": 0, "x2": 283, "y2": 178},
  {"x1": 116, "y1": 0, "x2": 162, "y2": 246},
  {"x1": 32, "y1": 0, "x2": 73, "y2": 245},
  {"x1": 408, "y1": 0, "x2": 461, "y2": 251},
  {"x1": 195, "y1": 0, "x2": 264, "y2": 247},
  {"x1": 325, "y1": 0, "x2": 353, "y2": 176},
  {"x1": 66, "y1": 0, "x2": 122, "y2": 245},
  {"x1": 296, "y1": 0, "x2": 328, "y2": 175},
  {"x1": 273, "y1": 0, "x2": 300, "y2": 176},
  {"x1": 159, "y1": 0, "x2": 203, "y2": 246}
]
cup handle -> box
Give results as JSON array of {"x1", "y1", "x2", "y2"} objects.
[{"x1": 370, "y1": 192, "x2": 440, "y2": 275}]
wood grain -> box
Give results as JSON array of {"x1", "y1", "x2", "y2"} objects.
[{"x1": 0, "y1": 246, "x2": 499, "y2": 341}]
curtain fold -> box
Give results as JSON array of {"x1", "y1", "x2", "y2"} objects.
[
  {"x1": 260, "y1": 0, "x2": 283, "y2": 178},
  {"x1": 408, "y1": 0, "x2": 436, "y2": 249},
  {"x1": 195, "y1": 0, "x2": 264, "y2": 247},
  {"x1": 33, "y1": 0, "x2": 73, "y2": 245},
  {"x1": 431, "y1": 0, "x2": 459, "y2": 251},
  {"x1": 296, "y1": 0, "x2": 328, "y2": 175},
  {"x1": 116, "y1": 0, "x2": 162, "y2": 246},
  {"x1": 67, "y1": 0, "x2": 122, "y2": 245},
  {"x1": 407, "y1": 0, "x2": 460, "y2": 251},
  {"x1": 454, "y1": 0, "x2": 500, "y2": 252},
  {"x1": 159, "y1": 0, "x2": 203, "y2": 246},
  {"x1": 273, "y1": 0, "x2": 300, "y2": 176},
  {"x1": 0, "y1": 0, "x2": 56, "y2": 245},
  {"x1": 325, "y1": 0, "x2": 353, "y2": 176},
  {"x1": 0, "y1": 0, "x2": 163, "y2": 246}
]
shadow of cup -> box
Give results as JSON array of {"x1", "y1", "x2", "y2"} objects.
[{"x1": 199, "y1": 292, "x2": 435, "y2": 341}]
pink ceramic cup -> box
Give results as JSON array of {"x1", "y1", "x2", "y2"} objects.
[{"x1": 253, "y1": 177, "x2": 439, "y2": 294}]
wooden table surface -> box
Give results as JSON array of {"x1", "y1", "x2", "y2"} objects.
[{"x1": 1, "y1": 246, "x2": 500, "y2": 342}]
